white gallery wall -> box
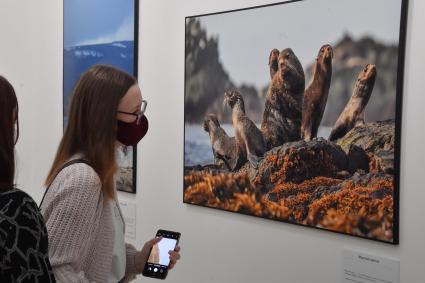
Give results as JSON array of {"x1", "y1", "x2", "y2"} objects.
[{"x1": 1, "y1": 0, "x2": 424, "y2": 282}]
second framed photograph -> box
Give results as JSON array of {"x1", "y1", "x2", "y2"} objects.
[
  {"x1": 63, "y1": 0, "x2": 139, "y2": 193},
  {"x1": 184, "y1": 0, "x2": 408, "y2": 244}
]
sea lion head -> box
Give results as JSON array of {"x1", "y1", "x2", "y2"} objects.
[
  {"x1": 355, "y1": 64, "x2": 377, "y2": 97},
  {"x1": 278, "y1": 48, "x2": 305, "y2": 91},
  {"x1": 317, "y1": 44, "x2": 333, "y2": 65},
  {"x1": 203, "y1": 114, "x2": 220, "y2": 132},
  {"x1": 359, "y1": 64, "x2": 377, "y2": 81},
  {"x1": 269, "y1": 48, "x2": 280, "y2": 67},
  {"x1": 269, "y1": 48, "x2": 280, "y2": 79},
  {"x1": 224, "y1": 89, "x2": 244, "y2": 109}
]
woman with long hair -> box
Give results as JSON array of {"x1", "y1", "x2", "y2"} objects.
[
  {"x1": 0, "y1": 75, "x2": 55, "y2": 282},
  {"x1": 41, "y1": 65, "x2": 180, "y2": 282}
]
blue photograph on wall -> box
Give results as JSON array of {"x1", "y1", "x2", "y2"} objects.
[{"x1": 64, "y1": 0, "x2": 139, "y2": 193}]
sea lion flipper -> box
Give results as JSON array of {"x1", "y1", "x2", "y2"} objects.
[
  {"x1": 247, "y1": 152, "x2": 262, "y2": 169},
  {"x1": 216, "y1": 153, "x2": 232, "y2": 171}
]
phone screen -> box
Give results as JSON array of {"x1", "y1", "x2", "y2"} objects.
[
  {"x1": 147, "y1": 237, "x2": 177, "y2": 266},
  {"x1": 143, "y1": 230, "x2": 180, "y2": 279}
]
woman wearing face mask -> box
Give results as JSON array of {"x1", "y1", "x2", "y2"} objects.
[
  {"x1": 40, "y1": 65, "x2": 180, "y2": 282},
  {"x1": 0, "y1": 76, "x2": 56, "y2": 282}
]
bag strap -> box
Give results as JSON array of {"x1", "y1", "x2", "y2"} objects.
[{"x1": 39, "y1": 158, "x2": 92, "y2": 208}]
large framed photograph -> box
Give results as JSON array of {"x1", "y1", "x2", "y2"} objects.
[
  {"x1": 184, "y1": 0, "x2": 408, "y2": 243},
  {"x1": 63, "y1": 0, "x2": 139, "y2": 193}
]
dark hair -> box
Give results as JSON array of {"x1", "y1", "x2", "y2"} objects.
[
  {"x1": 45, "y1": 65, "x2": 136, "y2": 198},
  {"x1": 0, "y1": 76, "x2": 19, "y2": 188}
]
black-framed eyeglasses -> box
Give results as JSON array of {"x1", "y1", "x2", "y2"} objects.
[{"x1": 117, "y1": 100, "x2": 147, "y2": 125}]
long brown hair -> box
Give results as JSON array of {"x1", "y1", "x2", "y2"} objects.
[
  {"x1": 45, "y1": 65, "x2": 136, "y2": 198},
  {"x1": 0, "y1": 76, "x2": 19, "y2": 189}
]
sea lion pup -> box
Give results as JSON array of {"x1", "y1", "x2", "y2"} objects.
[
  {"x1": 269, "y1": 48, "x2": 280, "y2": 79},
  {"x1": 301, "y1": 44, "x2": 333, "y2": 141},
  {"x1": 261, "y1": 48, "x2": 305, "y2": 149},
  {"x1": 203, "y1": 114, "x2": 238, "y2": 170},
  {"x1": 224, "y1": 89, "x2": 266, "y2": 169},
  {"x1": 329, "y1": 64, "x2": 377, "y2": 141}
]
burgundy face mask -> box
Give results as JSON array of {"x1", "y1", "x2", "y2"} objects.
[{"x1": 116, "y1": 115, "x2": 149, "y2": 146}]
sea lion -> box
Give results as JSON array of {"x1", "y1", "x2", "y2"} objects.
[
  {"x1": 148, "y1": 243, "x2": 160, "y2": 263},
  {"x1": 224, "y1": 89, "x2": 266, "y2": 169},
  {"x1": 269, "y1": 48, "x2": 280, "y2": 79},
  {"x1": 355, "y1": 111, "x2": 366, "y2": 127},
  {"x1": 261, "y1": 48, "x2": 305, "y2": 149},
  {"x1": 329, "y1": 64, "x2": 377, "y2": 141},
  {"x1": 301, "y1": 44, "x2": 333, "y2": 141},
  {"x1": 203, "y1": 114, "x2": 238, "y2": 170}
]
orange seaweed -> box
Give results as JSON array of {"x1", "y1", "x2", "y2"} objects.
[{"x1": 184, "y1": 170, "x2": 394, "y2": 242}]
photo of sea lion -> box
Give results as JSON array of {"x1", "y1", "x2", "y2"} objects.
[
  {"x1": 224, "y1": 89, "x2": 266, "y2": 169},
  {"x1": 147, "y1": 244, "x2": 160, "y2": 264},
  {"x1": 203, "y1": 114, "x2": 238, "y2": 170},
  {"x1": 261, "y1": 48, "x2": 305, "y2": 149},
  {"x1": 184, "y1": 0, "x2": 406, "y2": 244},
  {"x1": 301, "y1": 44, "x2": 333, "y2": 141},
  {"x1": 329, "y1": 64, "x2": 377, "y2": 141}
]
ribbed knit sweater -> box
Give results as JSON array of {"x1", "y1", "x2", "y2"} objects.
[{"x1": 40, "y1": 162, "x2": 139, "y2": 283}]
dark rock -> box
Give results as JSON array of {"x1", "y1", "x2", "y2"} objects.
[
  {"x1": 184, "y1": 164, "x2": 225, "y2": 174},
  {"x1": 254, "y1": 138, "x2": 348, "y2": 188},
  {"x1": 350, "y1": 172, "x2": 390, "y2": 187},
  {"x1": 370, "y1": 188, "x2": 390, "y2": 199},
  {"x1": 347, "y1": 144, "x2": 370, "y2": 173},
  {"x1": 309, "y1": 185, "x2": 342, "y2": 202},
  {"x1": 337, "y1": 120, "x2": 395, "y2": 154},
  {"x1": 336, "y1": 120, "x2": 396, "y2": 174},
  {"x1": 370, "y1": 150, "x2": 394, "y2": 174},
  {"x1": 266, "y1": 192, "x2": 279, "y2": 202}
]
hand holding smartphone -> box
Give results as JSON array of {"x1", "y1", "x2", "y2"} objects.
[{"x1": 142, "y1": 230, "x2": 181, "y2": 280}]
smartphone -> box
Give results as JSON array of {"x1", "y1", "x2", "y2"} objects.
[{"x1": 142, "y1": 229, "x2": 181, "y2": 280}]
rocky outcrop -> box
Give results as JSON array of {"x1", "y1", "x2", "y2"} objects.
[
  {"x1": 184, "y1": 169, "x2": 394, "y2": 242},
  {"x1": 184, "y1": 171, "x2": 289, "y2": 219},
  {"x1": 370, "y1": 150, "x2": 394, "y2": 174},
  {"x1": 337, "y1": 120, "x2": 395, "y2": 175},
  {"x1": 185, "y1": 19, "x2": 263, "y2": 124},
  {"x1": 253, "y1": 138, "x2": 348, "y2": 189},
  {"x1": 336, "y1": 119, "x2": 395, "y2": 153},
  {"x1": 346, "y1": 144, "x2": 370, "y2": 174},
  {"x1": 184, "y1": 121, "x2": 396, "y2": 242}
]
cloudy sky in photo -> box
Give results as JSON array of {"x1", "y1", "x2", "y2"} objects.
[
  {"x1": 64, "y1": 0, "x2": 134, "y2": 47},
  {"x1": 198, "y1": 0, "x2": 403, "y2": 88}
]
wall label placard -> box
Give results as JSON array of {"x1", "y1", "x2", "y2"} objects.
[{"x1": 342, "y1": 249, "x2": 400, "y2": 283}]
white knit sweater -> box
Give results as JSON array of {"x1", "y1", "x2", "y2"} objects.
[{"x1": 40, "y1": 162, "x2": 139, "y2": 283}]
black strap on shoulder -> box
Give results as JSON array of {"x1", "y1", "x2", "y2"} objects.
[{"x1": 39, "y1": 159, "x2": 92, "y2": 208}]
